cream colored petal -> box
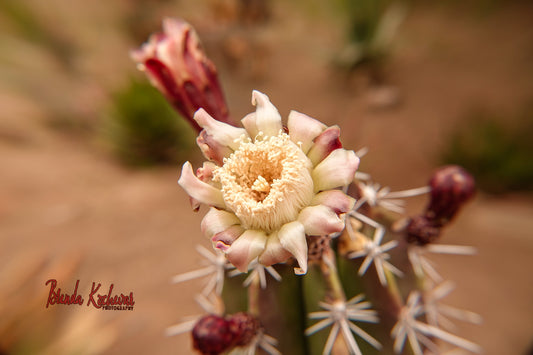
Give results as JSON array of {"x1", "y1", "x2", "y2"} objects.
[
  {"x1": 258, "y1": 232, "x2": 292, "y2": 267},
  {"x1": 196, "y1": 130, "x2": 232, "y2": 165},
  {"x1": 312, "y1": 149, "x2": 359, "y2": 192},
  {"x1": 287, "y1": 110, "x2": 327, "y2": 154},
  {"x1": 251, "y1": 90, "x2": 283, "y2": 137},
  {"x1": 178, "y1": 162, "x2": 226, "y2": 209},
  {"x1": 298, "y1": 205, "x2": 345, "y2": 236},
  {"x1": 201, "y1": 207, "x2": 241, "y2": 238},
  {"x1": 311, "y1": 190, "x2": 356, "y2": 214},
  {"x1": 306, "y1": 126, "x2": 342, "y2": 166},
  {"x1": 226, "y1": 230, "x2": 268, "y2": 272},
  {"x1": 241, "y1": 112, "x2": 259, "y2": 139},
  {"x1": 212, "y1": 225, "x2": 245, "y2": 251},
  {"x1": 193, "y1": 108, "x2": 247, "y2": 150},
  {"x1": 278, "y1": 221, "x2": 308, "y2": 275}
]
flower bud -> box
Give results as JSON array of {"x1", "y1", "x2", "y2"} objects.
[
  {"x1": 227, "y1": 312, "x2": 261, "y2": 347},
  {"x1": 191, "y1": 313, "x2": 261, "y2": 354},
  {"x1": 192, "y1": 315, "x2": 234, "y2": 355},
  {"x1": 405, "y1": 215, "x2": 441, "y2": 246},
  {"x1": 132, "y1": 18, "x2": 231, "y2": 132},
  {"x1": 426, "y1": 165, "x2": 475, "y2": 226}
]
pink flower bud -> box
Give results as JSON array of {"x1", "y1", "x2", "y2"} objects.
[
  {"x1": 132, "y1": 18, "x2": 232, "y2": 132},
  {"x1": 426, "y1": 165, "x2": 475, "y2": 226}
]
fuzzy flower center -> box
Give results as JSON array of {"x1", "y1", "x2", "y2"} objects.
[{"x1": 213, "y1": 132, "x2": 314, "y2": 233}]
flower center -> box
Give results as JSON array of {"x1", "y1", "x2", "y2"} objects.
[{"x1": 213, "y1": 132, "x2": 314, "y2": 233}]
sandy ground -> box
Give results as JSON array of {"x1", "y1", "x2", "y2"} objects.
[{"x1": 1, "y1": 1, "x2": 532, "y2": 354}]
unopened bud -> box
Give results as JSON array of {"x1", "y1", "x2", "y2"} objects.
[
  {"x1": 227, "y1": 312, "x2": 261, "y2": 347},
  {"x1": 192, "y1": 315, "x2": 233, "y2": 355},
  {"x1": 191, "y1": 313, "x2": 261, "y2": 355},
  {"x1": 405, "y1": 215, "x2": 441, "y2": 246},
  {"x1": 426, "y1": 165, "x2": 475, "y2": 226},
  {"x1": 132, "y1": 18, "x2": 232, "y2": 132}
]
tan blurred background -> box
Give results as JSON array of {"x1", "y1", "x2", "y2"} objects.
[{"x1": 1, "y1": 0, "x2": 532, "y2": 354}]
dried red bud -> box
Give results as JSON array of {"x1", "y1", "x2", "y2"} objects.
[
  {"x1": 191, "y1": 313, "x2": 260, "y2": 354},
  {"x1": 405, "y1": 215, "x2": 441, "y2": 246},
  {"x1": 227, "y1": 312, "x2": 261, "y2": 347},
  {"x1": 132, "y1": 18, "x2": 232, "y2": 132},
  {"x1": 192, "y1": 315, "x2": 234, "y2": 355},
  {"x1": 426, "y1": 165, "x2": 475, "y2": 226}
]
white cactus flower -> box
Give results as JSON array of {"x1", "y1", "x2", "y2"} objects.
[{"x1": 178, "y1": 90, "x2": 359, "y2": 274}]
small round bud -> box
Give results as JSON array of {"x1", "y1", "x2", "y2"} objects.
[
  {"x1": 405, "y1": 216, "x2": 441, "y2": 246},
  {"x1": 426, "y1": 165, "x2": 475, "y2": 226},
  {"x1": 228, "y1": 312, "x2": 261, "y2": 347},
  {"x1": 192, "y1": 315, "x2": 233, "y2": 355}
]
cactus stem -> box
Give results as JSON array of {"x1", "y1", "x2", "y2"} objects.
[
  {"x1": 247, "y1": 273, "x2": 260, "y2": 317},
  {"x1": 320, "y1": 248, "x2": 346, "y2": 303}
]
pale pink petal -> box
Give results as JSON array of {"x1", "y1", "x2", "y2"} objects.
[
  {"x1": 201, "y1": 207, "x2": 241, "y2": 238},
  {"x1": 278, "y1": 221, "x2": 308, "y2": 275},
  {"x1": 311, "y1": 190, "x2": 356, "y2": 214},
  {"x1": 193, "y1": 108, "x2": 247, "y2": 150},
  {"x1": 189, "y1": 196, "x2": 200, "y2": 212},
  {"x1": 178, "y1": 162, "x2": 226, "y2": 209},
  {"x1": 306, "y1": 125, "x2": 342, "y2": 166},
  {"x1": 156, "y1": 25, "x2": 182, "y2": 75},
  {"x1": 312, "y1": 149, "x2": 359, "y2": 192},
  {"x1": 162, "y1": 17, "x2": 188, "y2": 37},
  {"x1": 196, "y1": 130, "x2": 231, "y2": 165},
  {"x1": 194, "y1": 162, "x2": 220, "y2": 210},
  {"x1": 212, "y1": 225, "x2": 245, "y2": 251},
  {"x1": 251, "y1": 90, "x2": 283, "y2": 137},
  {"x1": 258, "y1": 232, "x2": 292, "y2": 267},
  {"x1": 298, "y1": 205, "x2": 345, "y2": 236},
  {"x1": 130, "y1": 42, "x2": 155, "y2": 64},
  {"x1": 196, "y1": 161, "x2": 219, "y2": 185},
  {"x1": 193, "y1": 161, "x2": 221, "y2": 212},
  {"x1": 226, "y1": 230, "x2": 268, "y2": 272},
  {"x1": 287, "y1": 110, "x2": 326, "y2": 154}
]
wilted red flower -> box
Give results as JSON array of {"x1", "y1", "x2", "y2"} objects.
[{"x1": 131, "y1": 18, "x2": 231, "y2": 132}]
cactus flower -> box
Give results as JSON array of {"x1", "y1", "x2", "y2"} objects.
[
  {"x1": 178, "y1": 91, "x2": 359, "y2": 274},
  {"x1": 131, "y1": 18, "x2": 231, "y2": 131}
]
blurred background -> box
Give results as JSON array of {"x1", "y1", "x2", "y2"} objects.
[{"x1": 0, "y1": 0, "x2": 532, "y2": 354}]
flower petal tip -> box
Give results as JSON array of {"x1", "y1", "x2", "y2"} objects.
[
  {"x1": 294, "y1": 266, "x2": 307, "y2": 275},
  {"x1": 251, "y1": 90, "x2": 268, "y2": 105},
  {"x1": 250, "y1": 90, "x2": 282, "y2": 136},
  {"x1": 178, "y1": 162, "x2": 226, "y2": 209}
]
